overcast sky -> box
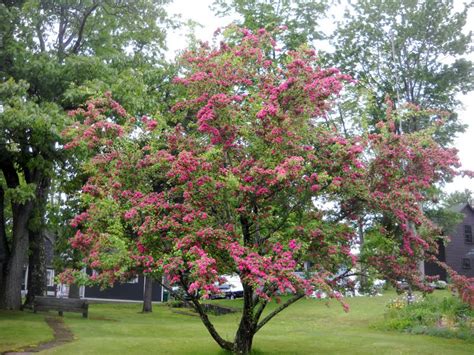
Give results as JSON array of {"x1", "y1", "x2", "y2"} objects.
[{"x1": 165, "y1": 0, "x2": 474, "y2": 194}]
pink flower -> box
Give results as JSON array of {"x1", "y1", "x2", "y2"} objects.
[
  {"x1": 288, "y1": 239, "x2": 298, "y2": 250},
  {"x1": 124, "y1": 209, "x2": 138, "y2": 220}
]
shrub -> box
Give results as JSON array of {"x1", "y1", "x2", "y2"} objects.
[{"x1": 382, "y1": 294, "x2": 473, "y2": 340}]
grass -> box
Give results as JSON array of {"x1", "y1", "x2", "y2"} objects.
[
  {"x1": 0, "y1": 291, "x2": 472, "y2": 354},
  {"x1": 0, "y1": 310, "x2": 53, "y2": 352}
]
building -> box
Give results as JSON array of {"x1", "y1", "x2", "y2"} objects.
[
  {"x1": 79, "y1": 275, "x2": 165, "y2": 302},
  {"x1": 23, "y1": 235, "x2": 165, "y2": 302},
  {"x1": 425, "y1": 202, "x2": 474, "y2": 280}
]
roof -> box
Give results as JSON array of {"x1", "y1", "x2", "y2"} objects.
[{"x1": 448, "y1": 202, "x2": 474, "y2": 213}]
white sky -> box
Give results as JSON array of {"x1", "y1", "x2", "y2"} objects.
[{"x1": 165, "y1": 0, "x2": 474, "y2": 194}]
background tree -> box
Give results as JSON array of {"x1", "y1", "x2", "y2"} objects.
[
  {"x1": 0, "y1": 0, "x2": 174, "y2": 310},
  {"x1": 62, "y1": 28, "x2": 468, "y2": 354},
  {"x1": 0, "y1": 79, "x2": 66, "y2": 309},
  {"x1": 211, "y1": 0, "x2": 328, "y2": 52},
  {"x1": 442, "y1": 189, "x2": 474, "y2": 207},
  {"x1": 329, "y1": 0, "x2": 473, "y2": 290},
  {"x1": 331, "y1": 0, "x2": 473, "y2": 143}
]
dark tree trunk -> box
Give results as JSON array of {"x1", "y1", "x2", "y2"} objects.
[
  {"x1": 68, "y1": 283, "x2": 80, "y2": 298},
  {"x1": 24, "y1": 177, "x2": 50, "y2": 308},
  {"x1": 0, "y1": 201, "x2": 34, "y2": 310},
  {"x1": 23, "y1": 230, "x2": 46, "y2": 308},
  {"x1": 358, "y1": 218, "x2": 369, "y2": 292},
  {"x1": 142, "y1": 275, "x2": 153, "y2": 313},
  {"x1": 0, "y1": 186, "x2": 9, "y2": 296},
  {"x1": 233, "y1": 331, "x2": 254, "y2": 355},
  {"x1": 233, "y1": 311, "x2": 255, "y2": 354},
  {"x1": 232, "y1": 282, "x2": 256, "y2": 354}
]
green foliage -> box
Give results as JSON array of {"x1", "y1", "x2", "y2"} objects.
[
  {"x1": 0, "y1": 0, "x2": 177, "y2": 309},
  {"x1": 5, "y1": 184, "x2": 36, "y2": 205},
  {"x1": 443, "y1": 189, "x2": 474, "y2": 207},
  {"x1": 331, "y1": 0, "x2": 473, "y2": 144},
  {"x1": 424, "y1": 189, "x2": 472, "y2": 236},
  {"x1": 212, "y1": 0, "x2": 328, "y2": 51},
  {"x1": 382, "y1": 294, "x2": 474, "y2": 340},
  {"x1": 0, "y1": 79, "x2": 68, "y2": 174}
]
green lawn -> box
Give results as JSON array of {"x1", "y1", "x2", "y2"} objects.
[
  {"x1": 0, "y1": 310, "x2": 54, "y2": 352},
  {"x1": 1, "y1": 292, "x2": 472, "y2": 354}
]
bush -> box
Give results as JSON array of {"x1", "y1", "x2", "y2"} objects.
[
  {"x1": 166, "y1": 300, "x2": 185, "y2": 308},
  {"x1": 382, "y1": 293, "x2": 473, "y2": 340}
]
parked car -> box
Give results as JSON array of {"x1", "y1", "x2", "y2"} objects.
[
  {"x1": 214, "y1": 275, "x2": 243, "y2": 299},
  {"x1": 171, "y1": 275, "x2": 244, "y2": 300}
]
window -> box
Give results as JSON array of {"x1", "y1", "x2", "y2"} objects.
[
  {"x1": 127, "y1": 276, "x2": 139, "y2": 284},
  {"x1": 462, "y1": 258, "x2": 471, "y2": 269},
  {"x1": 46, "y1": 269, "x2": 55, "y2": 287},
  {"x1": 465, "y1": 225, "x2": 473, "y2": 243}
]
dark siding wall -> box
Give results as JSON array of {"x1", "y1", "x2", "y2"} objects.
[
  {"x1": 84, "y1": 276, "x2": 162, "y2": 302},
  {"x1": 445, "y1": 206, "x2": 474, "y2": 278},
  {"x1": 425, "y1": 240, "x2": 447, "y2": 281}
]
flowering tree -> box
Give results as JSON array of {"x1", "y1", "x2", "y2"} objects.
[{"x1": 62, "y1": 28, "x2": 471, "y2": 354}]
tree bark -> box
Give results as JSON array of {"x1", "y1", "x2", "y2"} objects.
[
  {"x1": 23, "y1": 230, "x2": 46, "y2": 308},
  {"x1": 190, "y1": 297, "x2": 233, "y2": 351},
  {"x1": 23, "y1": 176, "x2": 50, "y2": 308},
  {"x1": 142, "y1": 275, "x2": 153, "y2": 313},
  {"x1": 68, "y1": 283, "x2": 80, "y2": 298},
  {"x1": 0, "y1": 186, "x2": 9, "y2": 295},
  {"x1": 233, "y1": 326, "x2": 254, "y2": 355},
  {"x1": 358, "y1": 218, "x2": 369, "y2": 292},
  {"x1": 0, "y1": 201, "x2": 34, "y2": 310},
  {"x1": 233, "y1": 283, "x2": 256, "y2": 354}
]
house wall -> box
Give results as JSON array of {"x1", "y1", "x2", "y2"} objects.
[
  {"x1": 84, "y1": 275, "x2": 163, "y2": 302},
  {"x1": 445, "y1": 205, "x2": 474, "y2": 278},
  {"x1": 424, "y1": 239, "x2": 447, "y2": 281},
  {"x1": 21, "y1": 266, "x2": 57, "y2": 296}
]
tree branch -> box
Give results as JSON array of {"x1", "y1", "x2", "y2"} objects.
[
  {"x1": 255, "y1": 293, "x2": 305, "y2": 333},
  {"x1": 35, "y1": 21, "x2": 46, "y2": 52},
  {"x1": 70, "y1": 2, "x2": 99, "y2": 55},
  {"x1": 189, "y1": 295, "x2": 233, "y2": 350},
  {"x1": 252, "y1": 299, "x2": 267, "y2": 325},
  {"x1": 175, "y1": 274, "x2": 233, "y2": 351},
  {"x1": 57, "y1": 4, "x2": 68, "y2": 58}
]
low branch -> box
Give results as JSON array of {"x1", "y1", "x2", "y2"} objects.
[
  {"x1": 155, "y1": 279, "x2": 188, "y2": 302},
  {"x1": 255, "y1": 293, "x2": 305, "y2": 333},
  {"x1": 253, "y1": 299, "x2": 267, "y2": 325},
  {"x1": 176, "y1": 275, "x2": 233, "y2": 351},
  {"x1": 189, "y1": 297, "x2": 233, "y2": 351}
]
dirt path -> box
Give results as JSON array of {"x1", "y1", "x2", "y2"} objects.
[{"x1": 3, "y1": 316, "x2": 74, "y2": 354}]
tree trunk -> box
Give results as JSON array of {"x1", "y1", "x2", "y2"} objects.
[
  {"x1": 23, "y1": 177, "x2": 50, "y2": 308},
  {"x1": 233, "y1": 315, "x2": 255, "y2": 354},
  {"x1": 232, "y1": 283, "x2": 256, "y2": 354},
  {"x1": 68, "y1": 283, "x2": 80, "y2": 298},
  {"x1": 358, "y1": 218, "x2": 368, "y2": 292},
  {"x1": 142, "y1": 275, "x2": 153, "y2": 313},
  {"x1": 0, "y1": 186, "x2": 9, "y2": 296},
  {"x1": 0, "y1": 201, "x2": 34, "y2": 310},
  {"x1": 23, "y1": 230, "x2": 46, "y2": 308}
]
